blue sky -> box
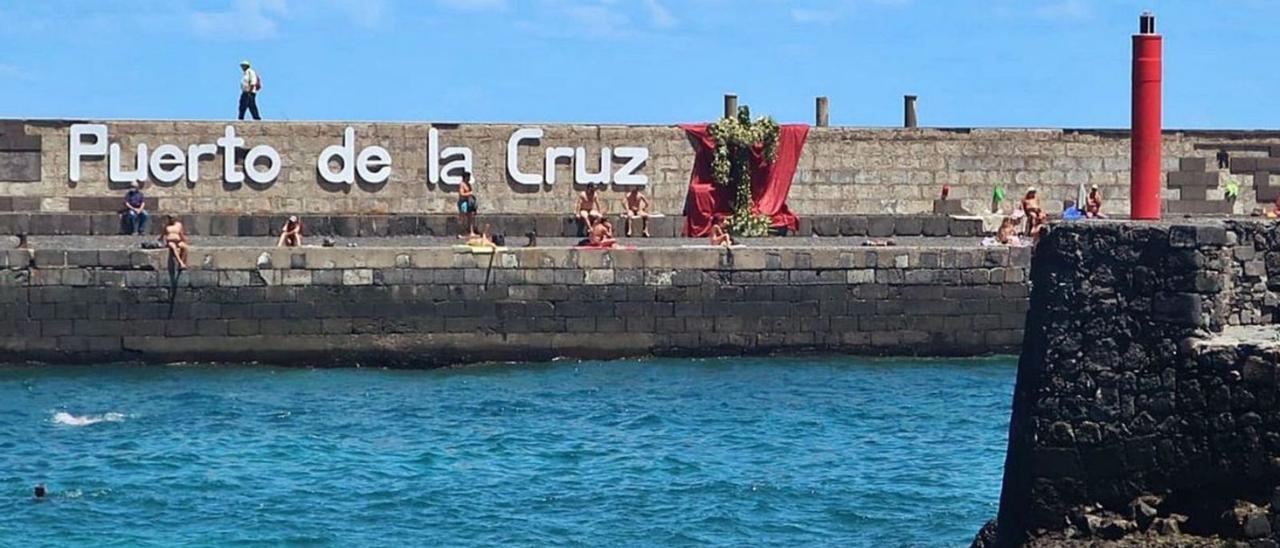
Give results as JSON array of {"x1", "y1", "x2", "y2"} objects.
[{"x1": 0, "y1": 0, "x2": 1274, "y2": 128}]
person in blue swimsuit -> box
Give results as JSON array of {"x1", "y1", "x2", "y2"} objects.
[{"x1": 457, "y1": 172, "x2": 478, "y2": 237}]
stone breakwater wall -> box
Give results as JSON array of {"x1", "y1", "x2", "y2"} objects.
[
  {"x1": 0, "y1": 245, "x2": 1029, "y2": 365},
  {"x1": 5, "y1": 119, "x2": 1280, "y2": 218},
  {"x1": 981, "y1": 220, "x2": 1280, "y2": 546}
]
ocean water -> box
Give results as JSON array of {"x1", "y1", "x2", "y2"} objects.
[{"x1": 0, "y1": 357, "x2": 1013, "y2": 547}]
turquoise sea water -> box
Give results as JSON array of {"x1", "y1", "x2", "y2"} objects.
[{"x1": 0, "y1": 357, "x2": 1013, "y2": 547}]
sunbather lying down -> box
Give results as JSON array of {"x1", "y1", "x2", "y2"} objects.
[
  {"x1": 467, "y1": 228, "x2": 505, "y2": 249},
  {"x1": 861, "y1": 239, "x2": 895, "y2": 247}
]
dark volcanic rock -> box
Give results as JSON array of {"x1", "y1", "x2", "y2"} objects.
[{"x1": 975, "y1": 221, "x2": 1280, "y2": 547}]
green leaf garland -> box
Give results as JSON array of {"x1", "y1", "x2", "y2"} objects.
[{"x1": 708, "y1": 105, "x2": 780, "y2": 237}]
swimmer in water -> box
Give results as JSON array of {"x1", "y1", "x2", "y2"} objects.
[{"x1": 33, "y1": 484, "x2": 46, "y2": 500}]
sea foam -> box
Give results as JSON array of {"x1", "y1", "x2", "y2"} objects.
[{"x1": 52, "y1": 411, "x2": 125, "y2": 427}]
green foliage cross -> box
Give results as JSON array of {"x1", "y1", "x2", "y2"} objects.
[{"x1": 707, "y1": 105, "x2": 780, "y2": 237}]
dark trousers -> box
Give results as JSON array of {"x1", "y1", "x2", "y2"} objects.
[
  {"x1": 123, "y1": 209, "x2": 149, "y2": 235},
  {"x1": 238, "y1": 91, "x2": 261, "y2": 120}
]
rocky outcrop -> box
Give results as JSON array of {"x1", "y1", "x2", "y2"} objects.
[{"x1": 976, "y1": 220, "x2": 1280, "y2": 547}]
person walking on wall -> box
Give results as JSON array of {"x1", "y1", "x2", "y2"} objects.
[{"x1": 238, "y1": 60, "x2": 262, "y2": 121}]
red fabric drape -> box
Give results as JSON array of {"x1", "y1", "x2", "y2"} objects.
[{"x1": 680, "y1": 124, "x2": 808, "y2": 237}]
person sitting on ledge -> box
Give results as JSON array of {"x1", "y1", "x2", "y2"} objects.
[
  {"x1": 122, "y1": 181, "x2": 149, "y2": 235},
  {"x1": 277, "y1": 216, "x2": 303, "y2": 247},
  {"x1": 1086, "y1": 185, "x2": 1105, "y2": 218},
  {"x1": 1268, "y1": 195, "x2": 1280, "y2": 219},
  {"x1": 1062, "y1": 200, "x2": 1085, "y2": 221},
  {"x1": 161, "y1": 215, "x2": 190, "y2": 269},
  {"x1": 983, "y1": 217, "x2": 1025, "y2": 247},
  {"x1": 579, "y1": 216, "x2": 618, "y2": 249},
  {"x1": 622, "y1": 188, "x2": 651, "y2": 238},
  {"x1": 996, "y1": 217, "x2": 1019, "y2": 245},
  {"x1": 576, "y1": 184, "x2": 606, "y2": 229},
  {"x1": 710, "y1": 217, "x2": 734, "y2": 248},
  {"x1": 1020, "y1": 187, "x2": 1047, "y2": 236},
  {"x1": 457, "y1": 171, "x2": 478, "y2": 238}
]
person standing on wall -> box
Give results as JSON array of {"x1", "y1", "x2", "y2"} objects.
[
  {"x1": 457, "y1": 172, "x2": 478, "y2": 238},
  {"x1": 238, "y1": 60, "x2": 262, "y2": 121}
]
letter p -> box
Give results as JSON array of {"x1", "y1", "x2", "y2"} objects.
[{"x1": 69, "y1": 124, "x2": 108, "y2": 183}]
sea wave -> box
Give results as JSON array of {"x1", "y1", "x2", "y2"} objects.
[{"x1": 52, "y1": 411, "x2": 126, "y2": 427}]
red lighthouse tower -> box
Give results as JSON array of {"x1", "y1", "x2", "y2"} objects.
[{"x1": 1130, "y1": 12, "x2": 1163, "y2": 220}]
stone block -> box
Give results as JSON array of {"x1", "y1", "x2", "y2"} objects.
[
  {"x1": 62, "y1": 215, "x2": 91, "y2": 235},
  {"x1": 301, "y1": 216, "x2": 334, "y2": 236},
  {"x1": 922, "y1": 216, "x2": 949, "y2": 237},
  {"x1": 357, "y1": 216, "x2": 390, "y2": 237},
  {"x1": 867, "y1": 216, "x2": 895, "y2": 237},
  {"x1": 65, "y1": 250, "x2": 99, "y2": 267},
  {"x1": 209, "y1": 216, "x2": 238, "y2": 236},
  {"x1": 0, "y1": 151, "x2": 40, "y2": 181},
  {"x1": 90, "y1": 214, "x2": 121, "y2": 236},
  {"x1": 586, "y1": 267, "x2": 614, "y2": 284},
  {"x1": 333, "y1": 217, "x2": 359, "y2": 237},
  {"x1": 671, "y1": 270, "x2": 705, "y2": 287},
  {"x1": 838, "y1": 216, "x2": 868, "y2": 236},
  {"x1": 61, "y1": 269, "x2": 91, "y2": 286},
  {"x1": 343, "y1": 269, "x2": 374, "y2": 285},
  {"x1": 307, "y1": 270, "x2": 340, "y2": 286},
  {"x1": 1164, "y1": 200, "x2": 1234, "y2": 215},
  {"x1": 184, "y1": 215, "x2": 212, "y2": 237},
  {"x1": 33, "y1": 250, "x2": 66, "y2": 267},
  {"x1": 1179, "y1": 157, "x2": 1207, "y2": 171},
  {"x1": 238, "y1": 216, "x2": 271, "y2": 237},
  {"x1": 282, "y1": 270, "x2": 312, "y2": 285},
  {"x1": 0, "y1": 214, "x2": 31, "y2": 235},
  {"x1": 218, "y1": 271, "x2": 252, "y2": 287},
  {"x1": 387, "y1": 216, "x2": 419, "y2": 236},
  {"x1": 932, "y1": 199, "x2": 970, "y2": 215},
  {"x1": 1153, "y1": 292, "x2": 1203, "y2": 326},
  {"x1": 795, "y1": 217, "x2": 813, "y2": 236},
  {"x1": 894, "y1": 217, "x2": 924, "y2": 236},
  {"x1": 29, "y1": 214, "x2": 59, "y2": 235},
  {"x1": 812, "y1": 216, "x2": 840, "y2": 236},
  {"x1": 1195, "y1": 225, "x2": 1229, "y2": 246},
  {"x1": 949, "y1": 217, "x2": 983, "y2": 237}
]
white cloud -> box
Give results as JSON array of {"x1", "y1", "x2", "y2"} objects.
[
  {"x1": 191, "y1": 0, "x2": 288, "y2": 40},
  {"x1": 644, "y1": 0, "x2": 676, "y2": 28},
  {"x1": 791, "y1": 8, "x2": 838, "y2": 24},
  {"x1": 563, "y1": 3, "x2": 631, "y2": 37},
  {"x1": 437, "y1": 0, "x2": 508, "y2": 10},
  {"x1": 788, "y1": 0, "x2": 909, "y2": 25},
  {"x1": 325, "y1": 0, "x2": 388, "y2": 28},
  {"x1": 0, "y1": 63, "x2": 31, "y2": 81},
  {"x1": 1035, "y1": 0, "x2": 1091, "y2": 20}
]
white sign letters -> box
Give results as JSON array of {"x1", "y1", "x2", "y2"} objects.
[
  {"x1": 316, "y1": 127, "x2": 392, "y2": 185},
  {"x1": 67, "y1": 124, "x2": 650, "y2": 189},
  {"x1": 71, "y1": 124, "x2": 281, "y2": 185}
]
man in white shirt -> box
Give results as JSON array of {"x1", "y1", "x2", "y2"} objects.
[{"x1": 238, "y1": 60, "x2": 262, "y2": 120}]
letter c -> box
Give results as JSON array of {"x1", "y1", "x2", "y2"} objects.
[{"x1": 507, "y1": 128, "x2": 543, "y2": 186}]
